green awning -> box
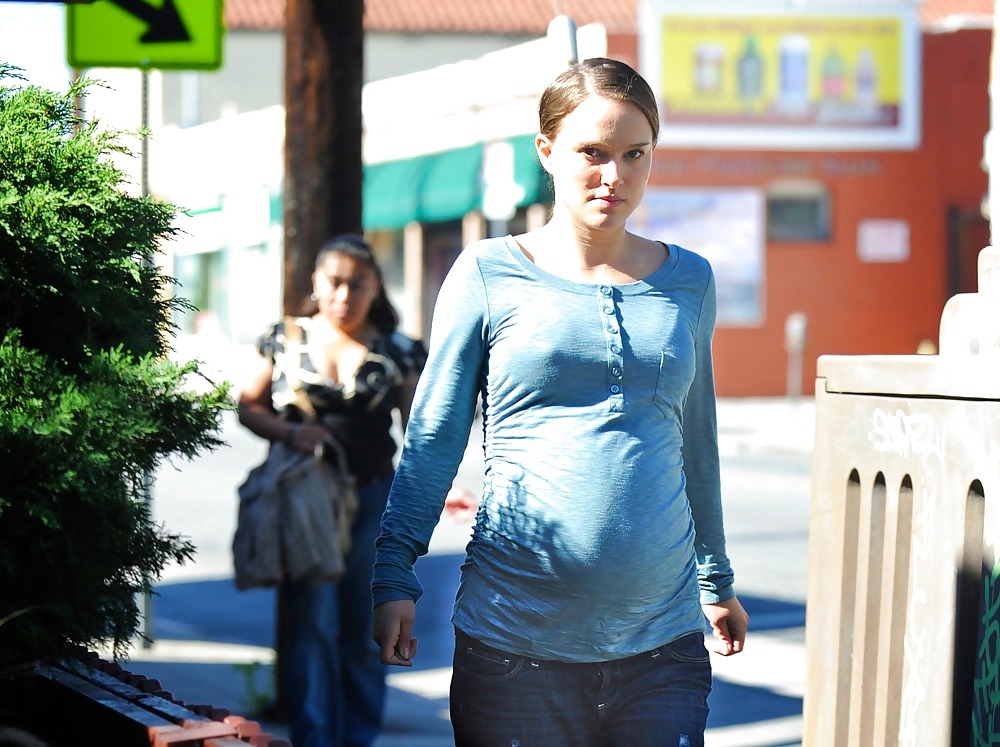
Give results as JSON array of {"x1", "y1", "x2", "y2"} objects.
[
  {"x1": 362, "y1": 135, "x2": 551, "y2": 231},
  {"x1": 509, "y1": 133, "x2": 552, "y2": 206},
  {"x1": 418, "y1": 143, "x2": 483, "y2": 224},
  {"x1": 362, "y1": 153, "x2": 431, "y2": 231}
]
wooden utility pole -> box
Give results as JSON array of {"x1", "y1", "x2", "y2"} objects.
[
  {"x1": 283, "y1": 0, "x2": 365, "y2": 316},
  {"x1": 273, "y1": 0, "x2": 365, "y2": 715}
]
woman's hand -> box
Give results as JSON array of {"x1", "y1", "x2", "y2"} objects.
[
  {"x1": 373, "y1": 599, "x2": 419, "y2": 667},
  {"x1": 285, "y1": 422, "x2": 331, "y2": 456},
  {"x1": 702, "y1": 596, "x2": 749, "y2": 656}
]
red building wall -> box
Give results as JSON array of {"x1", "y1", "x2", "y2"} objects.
[{"x1": 611, "y1": 27, "x2": 992, "y2": 396}]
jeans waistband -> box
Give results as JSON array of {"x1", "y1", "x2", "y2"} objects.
[{"x1": 454, "y1": 628, "x2": 703, "y2": 666}]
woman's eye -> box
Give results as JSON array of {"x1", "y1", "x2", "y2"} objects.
[{"x1": 627, "y1": 149, "x2": 645, "y2": 160}]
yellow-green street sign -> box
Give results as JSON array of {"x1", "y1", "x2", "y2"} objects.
[{"x1": 67, "y1": 0, "x2": 223, "y2": 71}]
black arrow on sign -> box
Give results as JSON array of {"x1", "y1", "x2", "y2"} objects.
[{"x1": 109, "y1": 0, "x2": 190, "y2": 43}]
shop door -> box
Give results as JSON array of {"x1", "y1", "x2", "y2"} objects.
[{"x1": 947, "y1": 204, "x2": 990, "y2": 298}]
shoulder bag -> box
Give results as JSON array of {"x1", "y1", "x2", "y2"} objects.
[{"x1": 232, "y1": 318, "x2": 359, "y2": 590}]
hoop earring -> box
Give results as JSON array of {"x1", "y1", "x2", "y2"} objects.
[{"x1": 309, "y1": 293, "x2": 318, "y2": 302}]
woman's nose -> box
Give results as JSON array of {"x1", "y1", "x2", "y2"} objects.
[{"x1": 601, "y1": 160, "x2": 621, "y2": 187}]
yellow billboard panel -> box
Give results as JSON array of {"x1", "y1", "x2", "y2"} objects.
[{"x1": 639, "y1": 2, "x2": 921, "y2": 149}]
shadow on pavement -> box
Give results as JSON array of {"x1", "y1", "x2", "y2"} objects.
[{"x1": 137, "y1": 553, "x2": 804, "y2": 740}]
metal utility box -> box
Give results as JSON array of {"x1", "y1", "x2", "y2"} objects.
[{"x1": 803, "y1": 246, "x2": 1000, "y2": 746}]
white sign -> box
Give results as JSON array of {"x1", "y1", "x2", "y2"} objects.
[
  {"x1": 857, "y1": 218, "x2": 910, "y2": 262},
  {"x1": 481, "y1": 140, "x2": 526, "y2": 221}
]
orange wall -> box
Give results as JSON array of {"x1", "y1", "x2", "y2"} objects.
[{"x1": 611, "y1": 28, "x2": 992, "y2": 396}]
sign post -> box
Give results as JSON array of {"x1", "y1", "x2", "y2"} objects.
[{"x1": 65, "y1": 0, "x2": 224, "y2": 646}]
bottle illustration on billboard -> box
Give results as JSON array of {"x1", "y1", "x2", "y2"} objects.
[
  {"x1": 778, "y1": 34, "x2": 811, "y2": 116},
  {"x1": 737, "y1": 36, "x2": 765, "y2": 110},
  {"x1": 854, "y1": 48, "x2": 879, "y2": 118},
  {"x1": 694, "y1": 43, "x2": 725, "y2": 96},
  {"x1": 820, "y1": 47, "x2": 846, "y2": 103}
]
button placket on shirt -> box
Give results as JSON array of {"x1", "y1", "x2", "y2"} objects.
[{"x1": 599, "y1": 285, "x2": 624, "y2": 412}]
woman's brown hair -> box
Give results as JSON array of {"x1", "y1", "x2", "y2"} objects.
[{"x1": 538, "y1": 57, "x2": 660, "y2": 143}]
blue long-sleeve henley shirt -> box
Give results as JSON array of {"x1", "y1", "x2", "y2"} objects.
[{"x1": 373, "y1": 236, "x2": 735, "y2": 662}]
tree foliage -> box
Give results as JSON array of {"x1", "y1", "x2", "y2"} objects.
[{"x1": 0, "y1": 66, "x2": 231, "y2": 672}]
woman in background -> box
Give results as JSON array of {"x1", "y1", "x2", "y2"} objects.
[{"x1": 239, "y1": 233, "x2": 425, "y2": 747}]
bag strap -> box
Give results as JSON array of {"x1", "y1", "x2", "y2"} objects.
[
  {"x1": 321, "y1": 436, "x2": 353, "y2": 481},
  {"x1": 282, "y1": 316, "x2": 318, "y2": 422},
  {"x1": 281, "y1": 317, "x2": 353, "y2": 480}
]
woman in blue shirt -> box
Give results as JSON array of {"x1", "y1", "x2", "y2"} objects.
[{"x1": 372, "y1": 58, "x2": 749, "y2": 747}]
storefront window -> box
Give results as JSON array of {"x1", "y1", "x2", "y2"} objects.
[
  {"x1": 767, "y1": 180, "x2": 831, "y2": 242},
  {"x1": 172, "y1": 249, "x2": 226, "y2": 335}
]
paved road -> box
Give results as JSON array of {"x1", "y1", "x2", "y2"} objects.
[{"x1": 114, "y1": 396, "x2": 814, "y2": 747}]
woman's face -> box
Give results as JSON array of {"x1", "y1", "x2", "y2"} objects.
[
  {"x1": 537, "y1": 94, "x2": 654, "y2": 232},
  {"x1": 312, "y1": 252, "x2": 380, "y2": 334}
]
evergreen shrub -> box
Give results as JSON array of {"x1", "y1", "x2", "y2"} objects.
[{"x1": 0, "y1": 66, "x2": 231, "y2": 673}]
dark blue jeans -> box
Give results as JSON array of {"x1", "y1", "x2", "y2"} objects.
[
  {"x1": 450, "y1": 628, "x2": 711, "y2": 747},
  {"x1": 280, "y1": 473, "x2": 393, "y2": 747}
]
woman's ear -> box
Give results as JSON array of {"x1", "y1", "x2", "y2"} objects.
[{"x1": 536, "y1": 133, "x2": 554, "y2": 175}]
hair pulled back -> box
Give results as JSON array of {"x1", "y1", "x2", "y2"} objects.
[{"x1": 538, "y1": 57, "x2": 660, "y2": 143}]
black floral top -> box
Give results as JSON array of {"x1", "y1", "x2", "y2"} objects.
[{"x1": 257, "y1": 317, "x2": 427, "y2": 485}]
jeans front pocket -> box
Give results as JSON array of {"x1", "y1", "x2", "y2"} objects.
[
  {"x1": 658, "y1": 631, "x2": 711, "y2": 664},
  {"x1": 454, "y1": 629, "x2": 526, "y2": 681}
]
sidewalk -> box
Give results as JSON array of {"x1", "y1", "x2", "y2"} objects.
[
  {"x1": 716, "y1": 395, "x2": 816, "y2": 458},
  {"x1": 111, "y1": 396, "x2": 813, "y2": 747}
]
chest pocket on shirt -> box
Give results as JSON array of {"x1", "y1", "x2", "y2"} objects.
[{"x1": 652, "y1": 346, "x2": 695, "y2": 418}]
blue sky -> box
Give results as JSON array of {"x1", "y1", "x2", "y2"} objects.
[{"x1": 0, "y1": 2, "x2": 72, "y2": 90}]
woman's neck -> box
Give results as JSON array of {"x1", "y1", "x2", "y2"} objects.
[
  {"x1": 550, "y1": 213, "x2": 626, "y2": 258},
  {"x1": 522, "y1": 218, "x2": 647, "y2": 284},
  {"x1": 310, "y1": 313, "x2": 377, "y2": 347}
]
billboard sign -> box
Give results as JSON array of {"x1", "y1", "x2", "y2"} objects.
[{"x1": 639, "y1": 1, "x2": 921, "y2": 149}]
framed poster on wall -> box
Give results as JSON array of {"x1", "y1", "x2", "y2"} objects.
[
  {"x1": 628, "y1": 187, "x2": 766, "y2": 327},
  {"x1": 638, "y1": 0, "x2": 922, "y2": 149}
]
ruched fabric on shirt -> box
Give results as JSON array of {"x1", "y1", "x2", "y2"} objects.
[{"x1": 372, "y1": 236, "x2": 734, "y2": 662}]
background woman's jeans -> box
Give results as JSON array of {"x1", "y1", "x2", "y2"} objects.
[
  {"x1": 281, "y1": 473, "x2": 393, "y2": 747},
  {"x1": 450, "y1": 628, "x2": 711, "y2": 747}
]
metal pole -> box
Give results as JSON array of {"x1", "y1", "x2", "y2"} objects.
[
  {"x1": 141, "y1": 70, "x2": 149, "y2": 201},
  {"x1": 140, "y1": 69, "x2": 154, "y2": 649},
  {"x1": 784, "y1": 311, "x2": 808, "y2": 398}
]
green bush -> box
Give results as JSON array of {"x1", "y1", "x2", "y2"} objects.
[{"x1": 0, "y1": 66, "x2": 231, "y2": 672}]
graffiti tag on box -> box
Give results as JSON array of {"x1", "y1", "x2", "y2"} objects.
[
  {"x1": 869, "y1": 408, "x2": 940, "y2": 459},
  {"x1": 974, "y1": 560, "x2": 1000, "y2": 746}
]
